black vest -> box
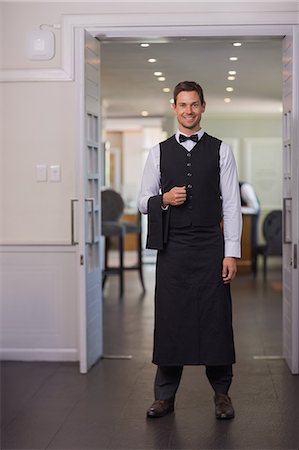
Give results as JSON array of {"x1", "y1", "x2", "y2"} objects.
[{"x1": 160, "y1": 133, "x2": 222, "y2": 227}]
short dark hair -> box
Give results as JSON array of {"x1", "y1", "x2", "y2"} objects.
[{"x1": 173, "y1": 81, "x2": 205, "y2": 105}]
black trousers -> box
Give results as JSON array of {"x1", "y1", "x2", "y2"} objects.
[{"x1": 154, "y1": 365, "x2": 233, "y2": 400}]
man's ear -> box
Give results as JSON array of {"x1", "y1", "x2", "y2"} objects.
[{"x1": 201, "y1": 101, "x2": 206, "y2": 112}]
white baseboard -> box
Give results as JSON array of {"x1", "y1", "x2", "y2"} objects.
[{"x1": 0, "y1": 348, "x2": 78, "y2": 362}]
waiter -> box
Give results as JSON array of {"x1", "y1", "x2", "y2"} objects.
[{"x1": 138, "y1": 81, "x2": 242, "y2": 420}]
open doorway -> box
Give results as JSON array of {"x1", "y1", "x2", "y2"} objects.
[{"x1": 74, "y1": 23, "x2": 298, "y2": 374}]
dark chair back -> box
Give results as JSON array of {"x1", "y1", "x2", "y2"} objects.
[
  {"x1": 262, "y1": 210, "x2": 282, "y2": 256},
  {"x1": 101, "y1": 189, "x2": 124, "y2": 222}
]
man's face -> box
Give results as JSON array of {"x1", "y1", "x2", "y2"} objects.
[{"x1": 172, "y1": 90, "x2": 206, "y2": 134}]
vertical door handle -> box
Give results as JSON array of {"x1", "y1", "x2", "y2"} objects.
[
  {"x1": 294, "y1": 244, "x2": 298, "y2": 269},
  {"x1": 71, "y1": 199, "x2": 78, "y2": 245},
  {"x1": 85, "y1": 198, "x2": 95, "y2": 244}
]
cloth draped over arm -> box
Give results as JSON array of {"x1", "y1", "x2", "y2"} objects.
[{"x1": 146, "y1": 195, "x2": 170, "y2": 250}]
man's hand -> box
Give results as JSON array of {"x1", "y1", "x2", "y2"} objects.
[
  {"x1": 163, "y1": 186, "x2": 187, "y2": 207},
  {"x1": 222, "y1": 257, "x2": 237, "y2": 283}
]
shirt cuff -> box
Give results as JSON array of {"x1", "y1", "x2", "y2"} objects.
[{"x1": 224, "y1": 241, "x2": 241, "y2": 258}]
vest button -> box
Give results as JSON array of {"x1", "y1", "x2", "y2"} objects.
[
  {"x1": 187, "y1": 184, "x2": 193, "y2": 189},
  {"x1": 188, "y1": 205, "x2": 193, "y2": 210},
  {"x1": 189, "y1": 195, "x2": 193, "y2": 200},
  {"x1": 186, "y1": 162, "x2": 192, "y2": 167},
  {"x1": 187, "y1": 172, "x2": 192, "y2": 177},
  {"x1": 186, "y1": 153, "x2": 192, "y2": 158}
]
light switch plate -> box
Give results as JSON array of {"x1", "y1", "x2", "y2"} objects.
[
  {"x1": 36, "y1": 164, "x2": 47, "y2": 182},
  {"x1": 49, "y1": 164, "x2": 61, "y2": 182}
]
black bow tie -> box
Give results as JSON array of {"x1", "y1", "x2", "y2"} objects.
[{"x1": 179, "y1": 134, "x2": 198, "y2": 143}]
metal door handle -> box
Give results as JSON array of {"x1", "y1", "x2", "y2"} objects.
[
  {"x1": 71, "y1": 199, "x2": 78, "y2": 245},
  {"x1": 85, "y1": 198, "x2": 95, "y2": 244}
]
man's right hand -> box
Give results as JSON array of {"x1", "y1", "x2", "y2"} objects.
[{"x1": 162, "y1": 186, "x2": 187, "y2": 207}]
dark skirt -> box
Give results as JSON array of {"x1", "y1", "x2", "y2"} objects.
[{"x1": 153, "y1": 224, "x2": 235, "y2": 366}]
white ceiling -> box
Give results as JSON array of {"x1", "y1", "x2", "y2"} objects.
[{"x1": 100, "y1": 36, "x2": 283, "y2": 119}]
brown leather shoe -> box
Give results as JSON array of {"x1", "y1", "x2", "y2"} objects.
[
  {"x1": 214, "y1": 393, "x2": 235, "y2": 420},
  {"x1": 146, "y1": 399, "x2": 174, "y2": 418}
]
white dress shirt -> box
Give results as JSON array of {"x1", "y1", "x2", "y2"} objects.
[{"x1": 138, "y1": 129, "x2": 242, "y2": 258}]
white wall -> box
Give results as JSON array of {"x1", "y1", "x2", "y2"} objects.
[
  {"x1": 0, "y1": 246, "x2": 78, "y2": 361},
  {"x1": 0, "y1": 3, "x2": 4, "y2": 241},
  {"x1": 1, "y1": 82, "x2": 76, "y2": 243}
]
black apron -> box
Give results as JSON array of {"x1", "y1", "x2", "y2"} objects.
[{"x1": 153, "y1": 223, "x2": 235, "y2": 366}]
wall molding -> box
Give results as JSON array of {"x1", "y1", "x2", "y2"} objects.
[{"x1": 0, "y1": 11, "x2": 295, "y2": 83}]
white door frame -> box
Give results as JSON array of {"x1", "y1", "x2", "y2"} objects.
[{"x1": 71, "y1": 18, "x2": 298, "y2": 373}]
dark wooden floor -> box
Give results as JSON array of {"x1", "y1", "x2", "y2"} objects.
[{"x1": 1, "y1": 262, "x2": 299, "y2": 450}]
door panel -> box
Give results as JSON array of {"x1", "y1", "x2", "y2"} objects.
[
  {"x1": 76, "y1": 29, "x2": 102, "y2": 373},
  {"x1": 282, "y1": 27, "x2": 299, "y2": 374}
]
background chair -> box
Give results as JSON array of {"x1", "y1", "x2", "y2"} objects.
[
  {"x1": 255, "y1": 210, "x2": 282, "y2": 280},
  {"x1": 101, "y1": 188, "x2": 145, "y2": 297}
]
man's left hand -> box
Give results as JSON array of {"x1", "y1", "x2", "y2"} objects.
[{"x1": 222, "y1": 257, "x2": 237, "y2": 283}]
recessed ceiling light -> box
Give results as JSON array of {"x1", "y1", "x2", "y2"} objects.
[
  {"x1": 141, "y1": 111, "x2": 149, "y2": 116},
  {"x1": 170, "y1": 98, "x2": 174, "y2": 104},
  {"x1": 154, "y1": 71, "x2": 163, "y2": 76},
  {"x1": 158, "y1": 77, "x2": 166, "y2": 81},
  {"x1": 227, "y1": 76, "x2": 235, "y2": 81},
  {"x1": 224, "y1": 98, "x2": 231, "y2": 103},
  {"x1": 226, "y1": 87, "x2": 234, "y2": 92},
  {"x1": 148, "y1": 58, "x2": 157, "y2": 63},
  {"x1": 163, "y1": 87, "x2": 170, "y2": 92},
  {"x1": 228, "y1": 70, "x2": 237, "y2": 75},
  {"x1": 233, "y1": 42, "x2": 242, "y2": 47},
  {"x1": 140, "y1": 43, "x2": 150, "y2": 47},
  {"x1": 229, "y1": 57, "x2": 238, "y2": 61}
]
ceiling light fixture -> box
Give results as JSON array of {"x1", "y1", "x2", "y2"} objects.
[
  {"x1": 224, "y1": 98, "x2": 231, "y2": 103},
  {"x1": 233, "y1": 42, "x2": 242, "y2": 47},
  {"x1": 140, "y1": 43, "x2": 150, "y2": 47},
  {"x1": 226, "y1": 87, "x2": 234, "y2": 92},
  {"x1": 141, "y1": 111, "x2": 149, "y2": 116},
  {"x1": 228, "y1": 70, "x2": 237, "y2": 75},
  {"x1": 148, "y1": 58, "x2": 157, "y2": 63},
  {"x1": 154, "y1": 71, "x2": 163, "y2": 76},
  {"x1": 158, "y1": 77, "x2": 166, "y2": 81},
  {"x1": 229, "y1": 57, "x2": 238, "y2": 61},
  {"x1": 227, "y1": 76, "x2": 235, "y2": 81},
  {"x1": 163, "y1": 87, "x2": 170, "y2": 92}
]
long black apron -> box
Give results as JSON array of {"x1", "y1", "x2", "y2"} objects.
[{"x1": 153, "y1": 223, "x2": 235, "y2": 366}]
